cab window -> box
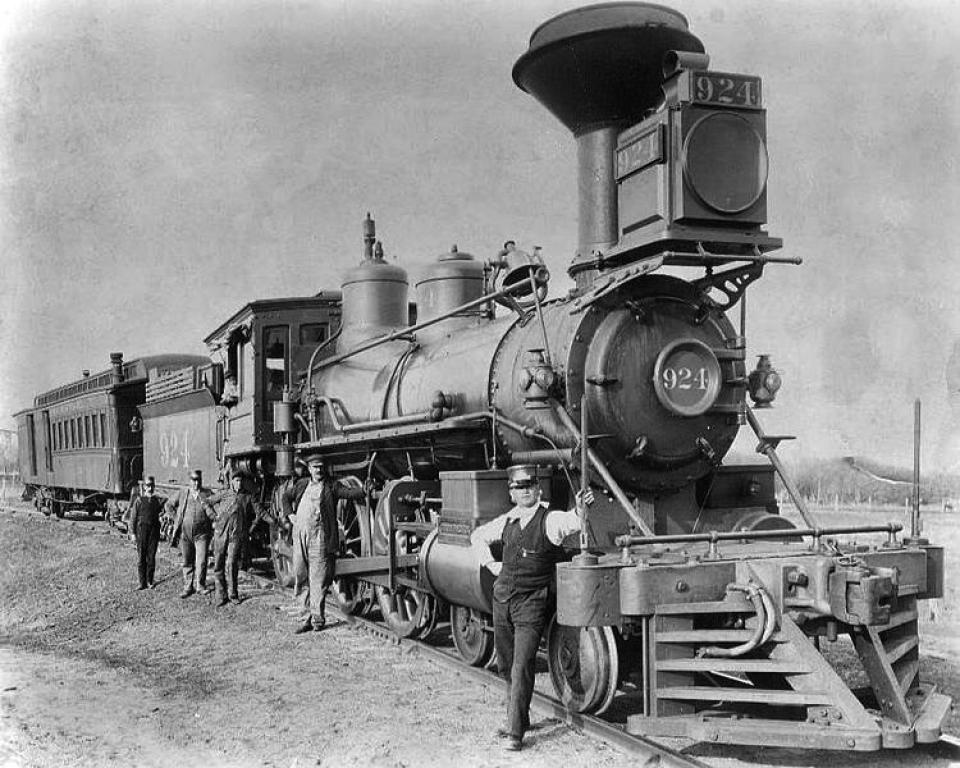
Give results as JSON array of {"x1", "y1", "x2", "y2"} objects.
[
  {"x1": 262, "y1": 325, "x2": 289, "y2": 418},
  {"x1": 299, "y1": 323, "x2": 328, "y2": 346}
]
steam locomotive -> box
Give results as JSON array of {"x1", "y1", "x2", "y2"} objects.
[{"x1": 15, "y1": 2, "x2": 949, "y2": 752}]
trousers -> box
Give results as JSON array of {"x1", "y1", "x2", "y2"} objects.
[
  {"x1": 180, "y1": 530, "x2": 210, "y2": 591},
  {"x1": 492, "y1": 586, "x2": 551, "y2": 739},
  {"x1": 292, "y1": 525, "x2": 335, "y2": 626},
  {"x1": 212, "y1": 536, "x2": 240, "y2": 599},
  {"x1": 136, "y1": 530, "x2": 160, "y2": 588}
]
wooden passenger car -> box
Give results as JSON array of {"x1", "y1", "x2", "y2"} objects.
[{"x1": 14, "y1": 352, "x2": 208, "y2": 517}]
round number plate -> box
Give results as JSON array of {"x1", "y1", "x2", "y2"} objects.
[{"x1": 652, "y1": 339, "x2": 722, "y2": 417}]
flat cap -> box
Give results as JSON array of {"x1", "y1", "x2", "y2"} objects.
[
  {"x1": 507, "y1": 464, "x2": 538, "y2": 488},
  {"x1": 303, "y1": 453, "x2": 325, "y2": 466}
]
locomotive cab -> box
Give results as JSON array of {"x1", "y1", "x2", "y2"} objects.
[{"x1": 203, "y1": 295, "x2": 343, "y2": 458}]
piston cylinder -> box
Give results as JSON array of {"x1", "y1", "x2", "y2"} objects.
[{"x1": 421, "y1": 534, "x2": 493, "y2": 615}]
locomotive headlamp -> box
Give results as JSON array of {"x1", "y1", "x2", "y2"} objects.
[
  {"x1": 748, "y1": 354, "x2": 781, "y2": 408},
  {"x1": 521, "y1": 348, "x2": 555, "y2": 409}
]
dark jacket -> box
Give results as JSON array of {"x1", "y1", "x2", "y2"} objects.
[
  {"x1": 168, "y1": 487, "x2": 215, "y2": 543},
  {"x1": 130, "y1": 494, "x2": 166, "y2": 539},
  {"x1": 208, "y1": 489, "x2": 254, "y2": 543},
  {"x1": 292, "y1": 478, "x2": 365, "y2": 554},
  {"x1": 280, "y1": 476, "x2": 310, "y2": 520}
]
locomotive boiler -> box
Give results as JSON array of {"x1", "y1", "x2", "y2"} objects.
[{"x1": 131, "y1": 1, "x2": 948, "y2": 752}]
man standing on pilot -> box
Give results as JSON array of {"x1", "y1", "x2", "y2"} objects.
[{"x1": 471, "y1": 464, "x2": 593, "y2": 752}]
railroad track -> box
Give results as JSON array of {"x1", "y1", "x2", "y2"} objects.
[
  {"x1": 239, "y1": 567, "x2": 710, "y2": 768},
  {"x1": 5, "y1": 505, "x2": 958, "y2": 767}
]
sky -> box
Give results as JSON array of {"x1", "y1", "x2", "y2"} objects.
[{"x1": 1, "y1": 0, "x2": 959, "y2": 471}]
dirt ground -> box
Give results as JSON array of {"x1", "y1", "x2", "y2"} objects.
[{"x1": 1, "y1": 504, "x2": 959, "y2": 768}]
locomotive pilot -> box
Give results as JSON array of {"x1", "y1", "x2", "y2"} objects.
[
  {"x1": 291, "y1": 453, "x2": 366, "y2": 634},
  {"x1": 167, "y1": 469, "x2": 215, "y2": 598},
  {"x1": 129, "y1": 476, "x2": 167, "y2": 591},
  {"x1": 470, "y1": 465, "x2": 592, "y2": 752},
  {"x1": 207, "y1": 473, "x2": 255, "y2": 607}
]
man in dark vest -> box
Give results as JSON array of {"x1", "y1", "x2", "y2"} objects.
[
  {"x1": 291, "y1": 453, "x2": 366, "y2": 633},
  {"x1": 167, "y1": 469, "x2": 215, "y2": 598},
  {"x1": 470, "y1": 465, "x2": 591, "y2": 751},
  {"x1": 129, "y1": 476, "x2": 167, "y2": 591}
]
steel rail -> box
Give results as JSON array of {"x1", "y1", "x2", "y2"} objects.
[{"x1": 3, "y1": 505, "x2": 958, "y2": 764}]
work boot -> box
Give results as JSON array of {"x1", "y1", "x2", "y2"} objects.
[
  {"x1": 230, "y1": 594, "x2": 242, "y2": 605},
  {"x1": 199, "y1": 586, "x2": 214, "y2": 595},
  {"x1": 504, "y1": 737, "x2": 522, "y2": 752},
  {"x1": 179, "y1": 588, "x2": 195, "y2": 599},
  {"x1": 294, "y1": 621, "x2": 314, "y2": 634},
  {"x1": 216, "y1": 596, "x2": 230, "y2": 608},
  {"x1": 136, "y1": 584, "x2": 148, "y2": 591}
]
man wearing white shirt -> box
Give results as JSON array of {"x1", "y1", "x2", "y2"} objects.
[{"x1": 470, "y1": 465, "x2": 592, "y2": 751}]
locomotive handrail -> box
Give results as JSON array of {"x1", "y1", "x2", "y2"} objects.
[
  {"x1": 313, "y1": 277, "x2": 545, "y2": 370},
  {"x1": 551, "y1": 400, "x2": 656, "y2": 537},
  {"x1": 614, "y1": 521, "x2": 903, "y2": 549}
]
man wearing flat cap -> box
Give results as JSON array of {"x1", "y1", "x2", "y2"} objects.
[
  {"x1": 207, "y1": 472, "x2": 255, "y2": 607},
  {"x1": 166, "y1": 469, "x2": 215, "y2": 598},
  {"x1": 291, "y1": 453, "x2": 366, "y2": 633},
  {"x1": 471, "y1": 465, "x2": 593, "y2": 751}
]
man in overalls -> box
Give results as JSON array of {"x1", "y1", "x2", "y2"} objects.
[
  {"x1": 471, "y1": 465, "x2": 591, "y2": 751},
  {"x1": 291, "y1": 454, "x2": 366, "y2": 633}
]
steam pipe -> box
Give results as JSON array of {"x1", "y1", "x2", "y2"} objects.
[
  {"x1": 306, "y1": 327, "x2": 343, "y2": 381},
  {"x1": 697, "y1": 583, "x2": 768, "y2": 658}
]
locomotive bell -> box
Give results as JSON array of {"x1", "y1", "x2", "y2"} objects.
[
  {"x1": 491, "y1": 241, "x2": 549, "y2": 303},
  {"x1": 748, "y1": 354, "x2": 781, "y2": 407}
]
